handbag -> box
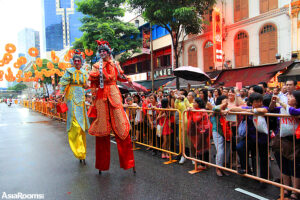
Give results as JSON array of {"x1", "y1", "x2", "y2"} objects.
[
  {"x1": 56, "y1": 102, "x2": 68, "y2": 113},
  {"x1": 87, "y1": 105, "x2": 97, "y2": 118},
  {"x1": 156, "y1": 116, "x2": 167, "y2": 138}
]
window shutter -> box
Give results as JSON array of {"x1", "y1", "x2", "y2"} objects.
[
  {"x1": 241, "y1": 36, "x2": 249, "y2": 67},
  {"x1": 241, "y1": 0, "x2": 249, "y2": 20},
  {"x1": 260, "y1": 0, "x2": 269, "y2": 14},
  {"x1": 234, "y1": 0, "x2": 241, "y2": 22},
  {"x1": 269, "y1": 0, "x2": 278, "y2": 10},
  {"x1": 188, "y1": 46, "x2": 198, "y2": 67},
  {"x1": 268, "y1": 26, "x2": 277, "y2": 63}
]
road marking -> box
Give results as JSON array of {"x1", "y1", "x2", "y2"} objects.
[
  {"x1": 235, "y1": 188, "x2": 268, "y2": 200},
  {"x1": 110, "y1": 140, "x2": 116, "y2": 144}
]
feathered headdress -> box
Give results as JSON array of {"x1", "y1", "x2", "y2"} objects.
[{"x1": 96, "y1": 39, "x2": 112, "y2": 54}]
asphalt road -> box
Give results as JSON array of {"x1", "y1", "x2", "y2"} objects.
[{"x1": 0, "y1": 103, "x2": 280, "y2": 200}]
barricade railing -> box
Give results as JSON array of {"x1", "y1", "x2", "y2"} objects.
[
  {"x1": 182, "y1": 109, "x2": 300, "y2": 198},
  {"x1": 124, "y1": 106, "x2": 182, "y2": 164},
  {"x1": 20, "y1": 100, "x2": 67, "y2": 122}
]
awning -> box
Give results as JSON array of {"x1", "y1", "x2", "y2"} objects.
[
  {"x1": 164, "y1": 78, "x2": 205, "y2": 89},
  {"x1": 213, "y1": 61, "x2": 293, "y2": 87},
  {"x1": 278, "y1": 62, "x2": 300, "y2": 82},
  {"x1": 136, "y1": 77, "x2": 175, "y2": 90}
]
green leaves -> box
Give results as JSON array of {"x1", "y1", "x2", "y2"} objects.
[{"x1": 73, "y1": 0, "x2": 142, "y2": 63}]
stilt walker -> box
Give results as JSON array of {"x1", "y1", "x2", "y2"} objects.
[
  {"x1": 59, "y1": 50, "x2": 90, "y2": 164},
  {"x1": 88, "y1": 39, "x2": 135, "y2": 174}
]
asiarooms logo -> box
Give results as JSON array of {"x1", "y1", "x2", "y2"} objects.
[{"x1": 1, "y1": 192, "x2": 44, "y2": 199}]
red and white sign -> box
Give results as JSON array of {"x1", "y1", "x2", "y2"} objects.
[{"x1": 212, "y1": 8, "x2": 223, "y2": 63}]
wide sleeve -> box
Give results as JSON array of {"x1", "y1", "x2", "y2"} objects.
[
  {"x1": 116, "y1": 62, "x2": 128, "y2": 82},
  {"x1": 59, "y1": 70, "x2": 71, "y2": 93},
  {"x1": 89, "y1": 63, "x2": 100, "y2": 88}
]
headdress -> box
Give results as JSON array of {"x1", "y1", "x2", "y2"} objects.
[
  {"x1": 96, "y1": 39, "x2": 112, "y2": 54},
  {"x1": 72, "y1": 49, "x2": 84, "y2": 64}
]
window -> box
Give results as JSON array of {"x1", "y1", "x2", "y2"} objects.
[
  {"x1": 259, "y1": 24, "x2": 277, "y2": 64},
  {"x1": 234, "y1": 0, "x2": 248, "y2": 22},
  {"x1": 234, "y1": 31, "x2": 249, "y2": 68},
  {"x1": 188, "y1": 45, "x2": 198, "y2": 67},
  {"x1": 203, "y1": 41, "x2": 214, "y2": 72},
  {"x1": 203, "y1": 10, "x2": 213, "y2": 33},
  {"x1": 260, "y1": 0, "x2": 278, "y2": 14}
]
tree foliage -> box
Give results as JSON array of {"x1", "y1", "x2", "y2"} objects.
[
  {"x1": 74, "y1": 0, "x2": 142, "y2": 63},
  {"x1": 8, "y1": 83, "x2": 28, "y2": 91},
  {"x1": 128, "y1": 0, "x2": 216, "y2": 88}
]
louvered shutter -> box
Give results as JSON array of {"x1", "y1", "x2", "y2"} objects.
[
  {"x1": 241, "y1": 0, "x2": 249, "y2": 20},
  {"x1": 241, "y1": 35, "x2": 249, "y2": 67},
  {"x1": 203, "y1": 41, "x2": 214, "y2": 72},
  {"x1": 268, "y1": 26, "x2": 277, "y2": 63},
  {"x1": 235, "y1": 39, "x2": 241, "y2": 67},
  {"x1": 234, "y1": 0, "x2": 241, "y2": 22},
  {"x1": 260, "y1": 0, "x2": 269, "y2": 13},
  {"x1": 269, "y1": 0, "x2": 278, "y2": 10}
]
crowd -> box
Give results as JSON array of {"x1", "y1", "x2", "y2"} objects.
[{"x1": 120, "y1": 80, "x2": 300, "y2": 199}]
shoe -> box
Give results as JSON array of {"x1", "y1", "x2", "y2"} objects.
[
  {"x1": 151, "y1": 150, "x2": 157, "y2": 156},
  {"x1": 161, "y1": 154, "x2": 166, "y2": 159},
  {"x1": 166, "y1": 154, "x2": 170, "y2": 159},
  {"x1": 238, "y1": 168, "x2": 246, "y2": 174},
  {"x1": 222, "y1": 170, "x2": 230, "y2": 176},
  {"x1": 216, "y1": 169, "x2": 223, "y2": 177},
  {"x1": 192, "y1": 160, "x2": 195, "y2": 165},
  {"x1": 179, "y1": 156, "x2": 186, "y2": 164}
]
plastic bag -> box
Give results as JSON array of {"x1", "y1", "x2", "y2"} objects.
[{"x1": 253, "y1": 115, "x2": 268, "y2": 135}]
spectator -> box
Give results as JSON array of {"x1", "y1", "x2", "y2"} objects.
[
  {"x1": 269, "y1": 91, "x2": 300, "y2": 199},
  {"x1": 258, "y1": 82, "x2": 268, "y2": 94},
  {"x1": 273, "y1": 87, "x2": 280, "y2": 96},
  {"x1": 280, "y1": 80, "x2": 297, "y2": 104},
  {"x1": 211, "y1": 89, "x2": 222, "y2": 106},
  {"x1": 157, "y1": 98, "x2": 173, "y2": 159},
  {"x1": 230, "y1": 93, "x2": 269, "y2": 187}
]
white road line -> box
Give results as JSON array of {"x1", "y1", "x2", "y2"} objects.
[
  {"x1": 110, "y1": 140, "x2": 116, "y2": 144},
  {"x1": 235, "y1": 188, "x2": 269, "y2": 200}
]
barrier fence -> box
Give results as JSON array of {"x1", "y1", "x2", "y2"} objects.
[
  {"x1": 18, "y1": 100, "x2": 300, "y2": 197},
  {"x1": 124, "y1": 107, "x2": 182, "y2": 164},
  {"x1": 182, "y1": 109, "x2": 300, "y2": 198}
]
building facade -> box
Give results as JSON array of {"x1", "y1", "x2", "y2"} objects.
[
  {"x1": 42, "y1": 0, "x2": 84, "y2": 52},
  {"x1": 183, "y1": 0, "x2": 296, "y2": 72},
  {"x1": 17, "y1": 28, "x2": 40, "y2": 69}
]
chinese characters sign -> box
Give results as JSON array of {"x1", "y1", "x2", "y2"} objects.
[{"x1": 212, "y1": 8, "x2": 223, "y2": 63}]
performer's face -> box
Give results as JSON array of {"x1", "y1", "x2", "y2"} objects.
[
  {"x1": 74, "y1": 58, "x2": 82, "y2": 68},
  {"x1": 99, "y1": 50, "x2": 109, "y2": 59}
]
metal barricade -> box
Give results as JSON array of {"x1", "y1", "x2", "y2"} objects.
[
  {"x1": 124, "y1": 106, "x2": 182, "y2": 164},
  {"x1": 182, "y1": 109, "x2": 300, "y2": 198}
]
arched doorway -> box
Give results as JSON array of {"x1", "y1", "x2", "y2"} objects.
[
  {"x1": 259, "y1": 23, "x2": 277, "y2": 64},
  {"x1": 188, "y1": 45, "x2": 198, "y2": 67},
  {"x1": 203, "y1": 40, "x2": 214, "y2": 72},
  {"x1": 234, "y1": 31, "x2": 249, "y2": 68}
]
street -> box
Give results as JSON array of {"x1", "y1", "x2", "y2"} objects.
[{"x1": 0, "y1": 103, "x2": 279, "y2": 200}]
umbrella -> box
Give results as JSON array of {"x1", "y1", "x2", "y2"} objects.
[
  {"x1": 173, "y1": 66, "x2": 210, "y2": 81},
  {"x1": 120, "y1": 81, "x2": 148, "y2": 93}
]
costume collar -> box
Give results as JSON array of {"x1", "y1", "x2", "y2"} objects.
[{"x1": 66, "y1": 67, "x2": 86, "y2": 74}]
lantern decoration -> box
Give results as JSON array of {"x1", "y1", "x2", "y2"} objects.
[
  {"x1": 5, "y1": 43, "x2": 16, "y2": 54},
  {"x1": 36, "y1": 58, "x2": 43, "y2": 67},
  {"x1": 28, "y1": 47, "x2": 39, "y2": 57},
  {"x1": 13, "y1": 62, "x2": 21, "y2": 69},
  {"x1": 0, "y1": 70, "x2": 4, "y2": 81},
  {"x1": 17, "y1": 56, "x2": 27, "y2": 65},
  {"x1": 47, "y1": 62, "x2": 54, "y2": 69},
  {"x1": 3, "y1": 53, "x2": 13, "y2": 64},
  {"x1": 5, "y1": 67, "x2": 15, "y2": 82},
  {"x1": 85, "y1": 49, "x2": 93, "y2": 56},
  {"x1": 0, "y1": 60, "x2": 4, "y2": 67}
]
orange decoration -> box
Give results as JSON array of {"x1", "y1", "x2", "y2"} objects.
[
  {"x1": 28, "y1": 47, "x2": 39, "y2": 57},
  {"x1": 13, "y1": 62, "x2": 20, "y2": 68},
  {"x1": 51, "y1": 50, "x2": 56, "y2": 59},
  {"x1": 81, "y1": 52, "x2": 86, "y2": 60},
  {"x1": 5, "y1": 43, "x2": 16, "y2": 54},
  {"x1": 66, "y1": 63, "x2": 71, "y2": 68},
  {"x1": 85, "y1": 49, "x2": 93, "y2": 56},
  {"x1": 17, "y1": 56, "x2": 27, "y2": 65},
  {"x1": 0, "y1": 60, "x2": 4, "y2": 67},
  {"x1": 52, "y1": 56, "x2": 59, "y2": 63},
  {"x1": 64, "y1": 55, "x2": 70, "y2": 62},
  {"x1": 33, "y1": 64, "x2": 37, "y2": 70},
  {"x1": 3, "y1": 53, "x2": 13, "y2": 63},
  {"x1": 36, "y1": 58, "x2": 43, "y2": 67},
  {"x1": 47, "y1": 62, "x2": 54, "y2": 69}
]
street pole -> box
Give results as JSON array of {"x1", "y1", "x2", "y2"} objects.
[{"x1": 150, "y1": 23, "x2": 154, "y2": 93}]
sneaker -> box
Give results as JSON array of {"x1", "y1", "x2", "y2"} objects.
[{"x1": 179, "y1": 156, "x2": 186, "y2": 164}]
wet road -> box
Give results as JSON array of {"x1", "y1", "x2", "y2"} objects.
[{"x1": 0, "y1": 103, "x2": 279, "y2": 200}]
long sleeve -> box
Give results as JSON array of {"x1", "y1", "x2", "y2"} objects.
[
  {"x1": 89, "y1": 71, "x2": 100, "y2": 88},
  {"x1": 289, "y1": 107, "x2": 300, "y2": 116},
  {"x1": 59, "y1": 71, "x2": 71, "y2": 93}
]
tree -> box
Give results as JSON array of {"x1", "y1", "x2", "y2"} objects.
[
  {"x1": 8, "y1": 83, "x2": 27, "y2": 91},
  {"x1": 74, "y1": 0, "x2": 142, "y2": 64},
  {"x1": 128, "y1": 0, "x2": 216, "y2": 88}
]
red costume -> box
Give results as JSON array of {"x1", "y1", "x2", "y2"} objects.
[{"x1": 88, "y1": 41, "x2": 135, "y2": 172}]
